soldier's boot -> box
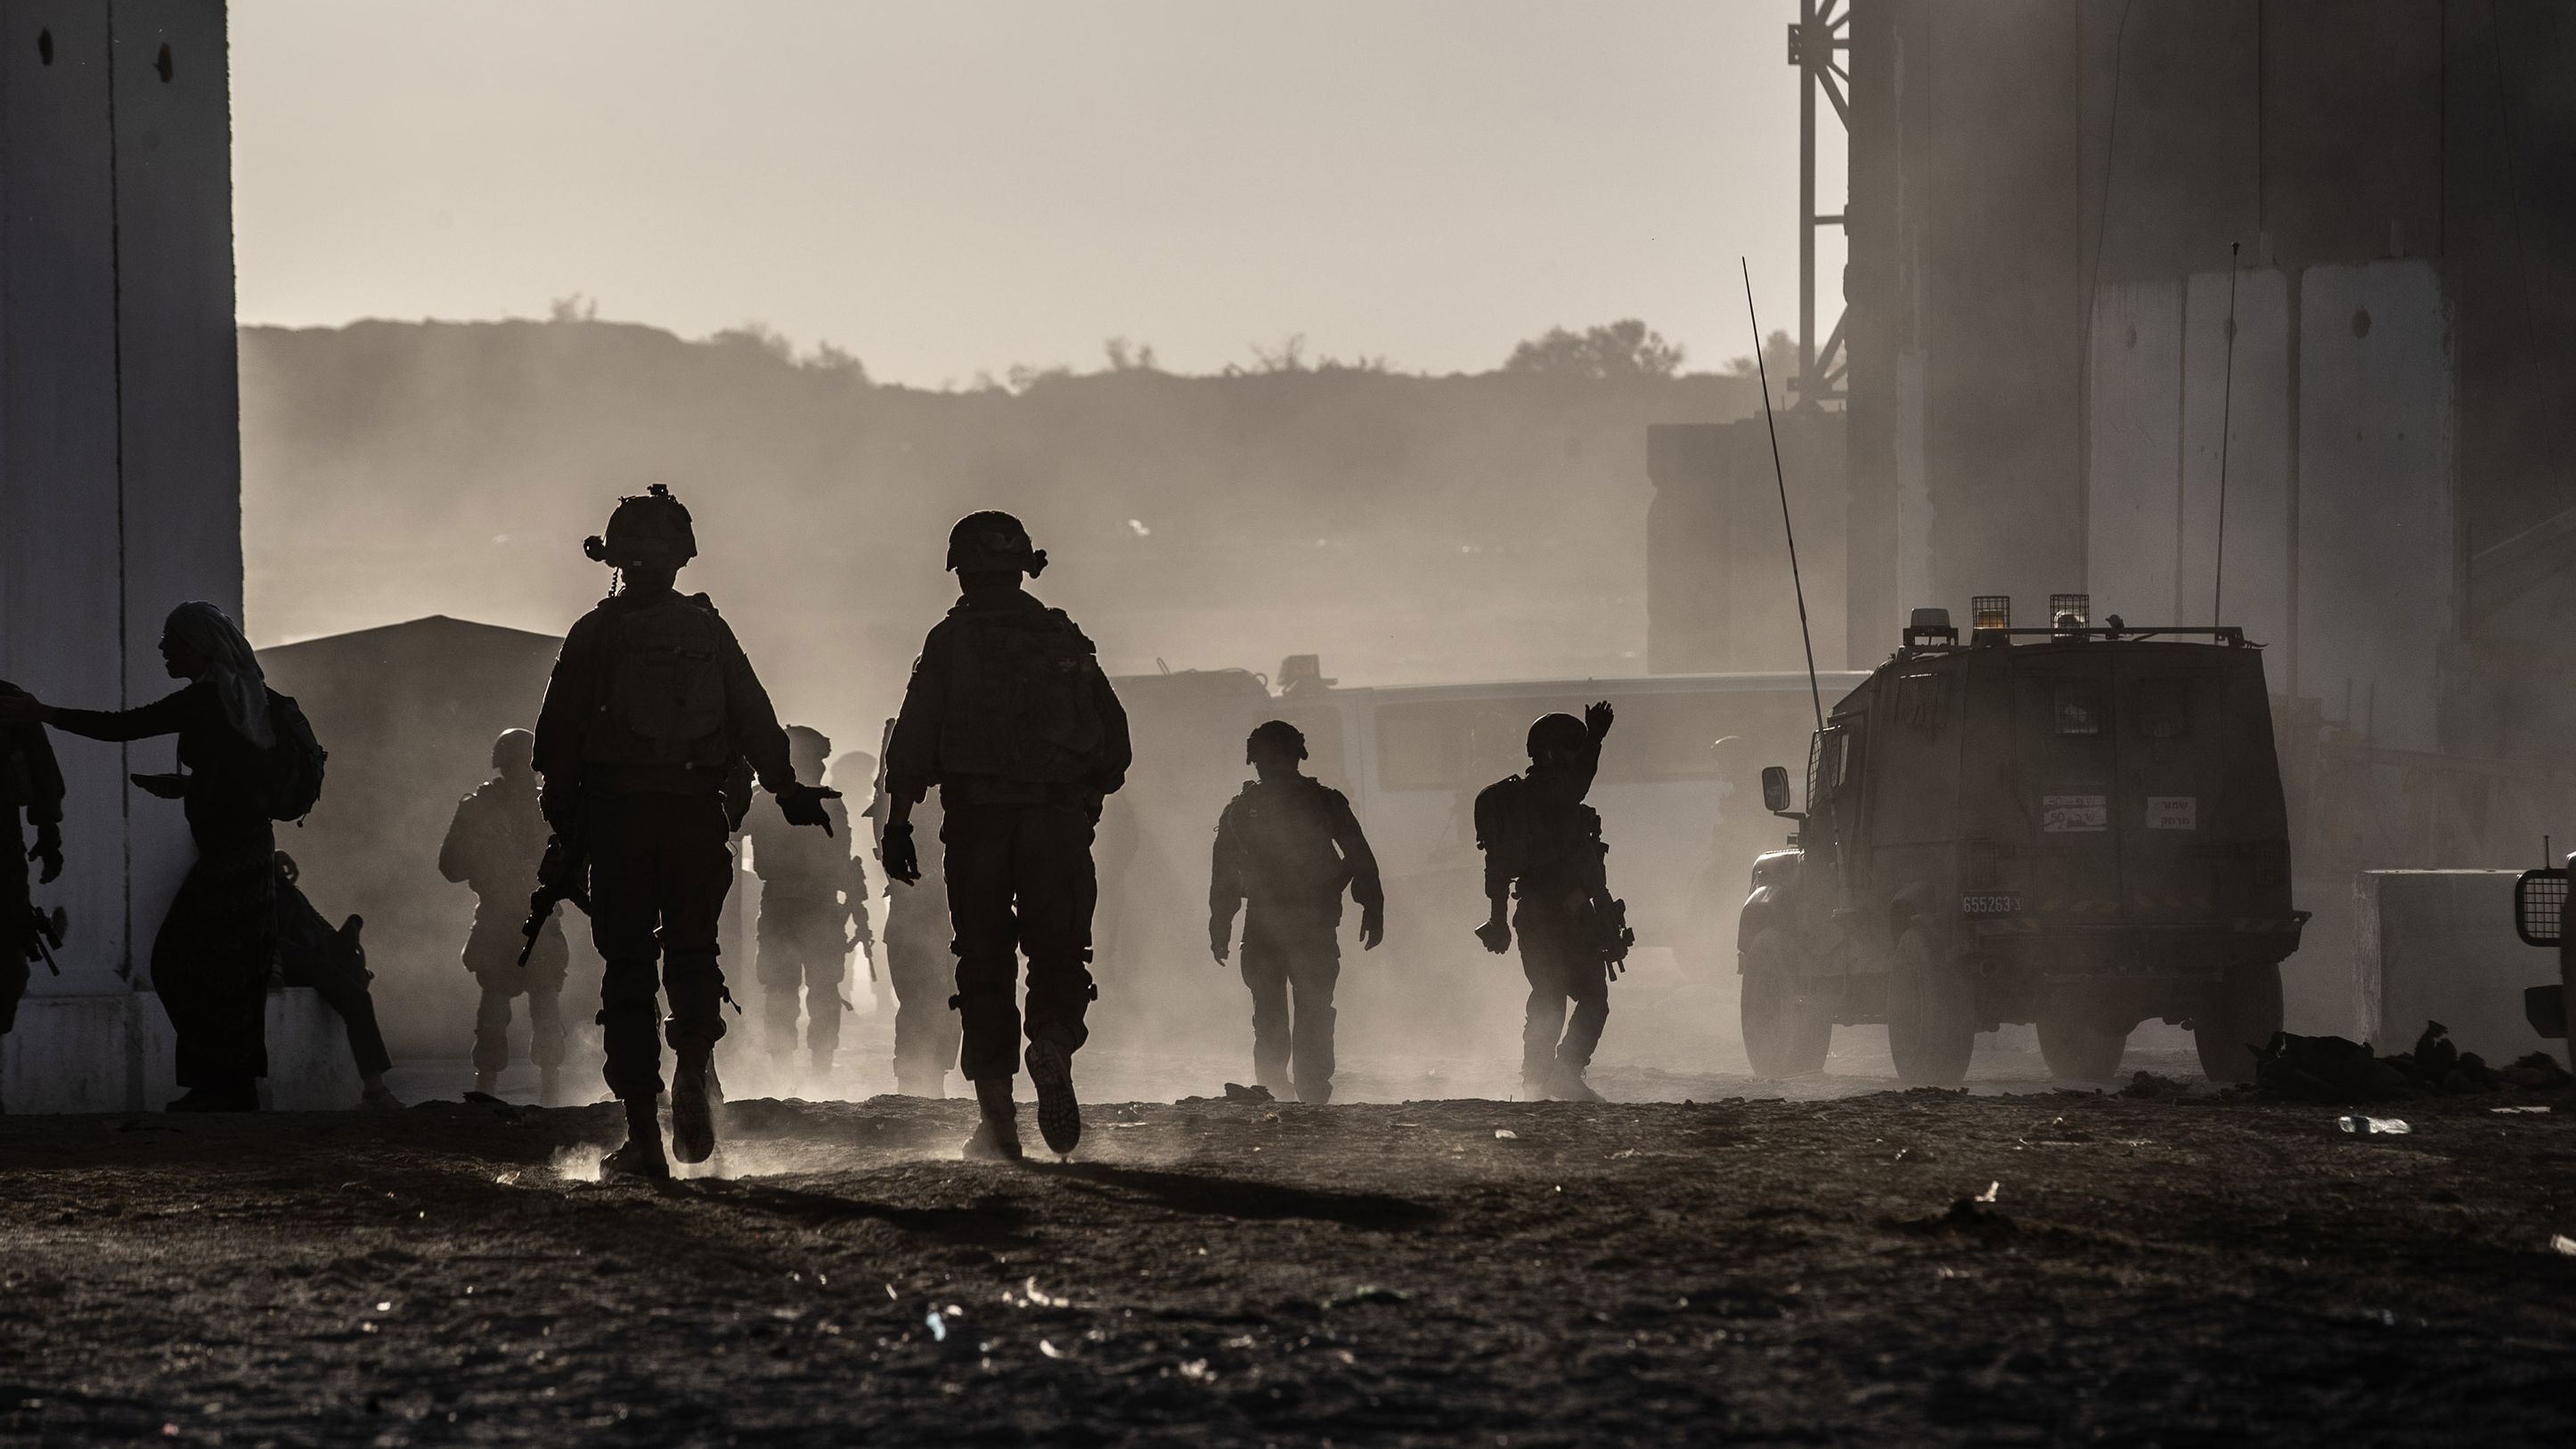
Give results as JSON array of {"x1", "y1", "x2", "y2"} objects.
[
  {"x1": 1520, "y1": 1070, "x2": 1550, "y2": 1102},
  {"x1": 471, "y1": 1070, "x2": 500, "y2": 1098},
  {"x1": 962, "y1": 1077, "x2": 1023, "y2": 1162},
  {"x1": 671, "y1": 1048, "x2": 721, "y2": 1165},
  {"x1": 808, "y1": 1046, "x2": 835, "y2": 1091},
  {"x1": 1024, "y1": 1035, "x2": 1081, "y2": 1158},
  {"x1": 1295, "y1": 1079, "x2": 1333, "y2": 1106},
  {"x1": 538, "y1": 1067, "x2": 562, "y2": 1107},
  {"x1": 600, "y1": 1096, "x2": 671, "y2": 1181},
  {"x1": 895, "y1": 1068, "x2": 946, "y2": 1100},
  {"x1": 1550, "y1": 1059, "x2": 1606, "y2": 1103}
]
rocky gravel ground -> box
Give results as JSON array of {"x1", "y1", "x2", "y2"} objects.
[{"x1": 4, "y1": 1082, "x2": 2573, "y2": 1446}]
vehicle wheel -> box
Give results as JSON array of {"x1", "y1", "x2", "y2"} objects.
[
  {"x1": 1739, "y1": 928, "x2": 1831, "y2": 1078},
  {"x1": 2194, "y1": 961, "x2": 2284, "y2": 1084},
  {"x1": 1886, "y1": 926, "x2": 1977, "y2": 1085},
  {"x1": 2036, "y1": 1008, "x2": 2131, "y2": 1080}
]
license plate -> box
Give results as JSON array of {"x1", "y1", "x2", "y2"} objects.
[{"x1": 1961, "y1": 893, "x2": 2020, "y2": 916}]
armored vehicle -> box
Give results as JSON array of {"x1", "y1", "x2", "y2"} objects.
[{"x1": 1738, "y1": 597, "x2": 2306, "y2": 1084}]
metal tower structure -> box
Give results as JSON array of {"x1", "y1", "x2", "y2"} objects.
[{"x1": 1787, "y1": 0, "x2": 1850, "y2": 410}]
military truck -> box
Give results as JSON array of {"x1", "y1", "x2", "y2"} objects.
[{"x1": 1737, "y1": 597, "x2": 2308, "y2": 1084}]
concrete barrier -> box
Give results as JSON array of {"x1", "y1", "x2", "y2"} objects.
[{"x1": 4, "y1": 989, "x2": 362, "y2": 1114}]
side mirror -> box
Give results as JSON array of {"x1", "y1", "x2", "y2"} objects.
[{"x1": 1761, "y1": 765, "x2": 1794, "y2": 816}]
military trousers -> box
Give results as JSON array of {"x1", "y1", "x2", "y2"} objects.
[
  {"x1": 463, "y1": 903, "x2": 569, "y2": 1076},
  {"x1": 884, "y1": 884, "x2": 961, "y2": 1089},
  {"x1": 1239, "y1": 902, "x2": 1342, "y2": 1103},
  {"x1": 942, "y1": 802, "x2": 1096, "y2": 1084},
  {"x1": 152, "y1": 831, "x2": 278, "y2": 1092},
  {"x1": 585, "y1": 792, "x2": 733, "y2": 1101},
  {"x1": 1515, "y1": 899, "x2": 1609, "y2": 1079},
  {"x1": 278, "y1": 928, "x2": 395, "y2": 1079},
  {"x1": 755, "y1": 894, "x2": 849, "y2": 1054}
]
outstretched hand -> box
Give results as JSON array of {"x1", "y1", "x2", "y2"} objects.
[
  {"x1": 1584, "y1": 699, "x2": 1615, "y2": 741},
  {"x1": 778, "y1": 782, "x2": 843, "y2": 834},
  {"x1": 30, "y1": 826, "x2": 61, "y2": 884}
]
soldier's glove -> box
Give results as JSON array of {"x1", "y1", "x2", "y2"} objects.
[
  {"x1": 1585, "y1": 699, "x2": 1615, "y2": 741},
  {"x1": 1210, "y1": 924, "x2": 1231, "y2": 965},
  {"x1": 1359, "y1": 907, "x2": 1385, "y2": 952},
  {"x1": 777, "y1": 782, "x2": 842, "y2": 835},
  {"x1": 879, "y1": 821, "x2": 921, "y2": 885},
  {"x1": 1474, "y1": 916, "x2": 1511, "y2": 955},
  {"x1": 29, "y1": 824, "x2": 61, "y2": 884}
]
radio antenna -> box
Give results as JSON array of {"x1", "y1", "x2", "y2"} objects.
[
  {"x1": 1742, "y1": 257, "x2": 1825, "y2": 733},
  {"x1": 2212, "y1": 240, "x2": 2240, "y2": 627}
]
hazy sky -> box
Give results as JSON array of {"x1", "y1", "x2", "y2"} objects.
[{"x1": 232, "y1": 0, "x2": 1846, "y2": 386}]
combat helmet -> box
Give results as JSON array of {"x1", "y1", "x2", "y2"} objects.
[
  {"x1": 583, "y1": 484, "x2": 698, "y2": 568},
  {"x1": 1526, "y1": 712, "x2": 1589, "y2": 760},
  {"x1": 946, "y1": 510, "x2": 1048, "y2": 577},
  {"x1": 1245, "y1": 720, "x2": 1308, "y2": 764},
  {"x1": 491, "y1": 728, "x2": 535, "y2": 772}
]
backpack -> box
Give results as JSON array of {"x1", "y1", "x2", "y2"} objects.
[
  {"x1": 945, "y1": 617, "x2": 1107, "y2": 786},
  {"x1": 261, "y1": 692, "x2": 328, "y2": 822},
  {"x1": 1235, "y1": 778, "x2": 1352, "y2": 901},
  {"x1": 602, "y1": 597, "x2": 731, "y2": 753}
]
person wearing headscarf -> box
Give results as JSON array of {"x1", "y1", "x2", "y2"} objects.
[{"x1": 0, "y1": 602, "x2": 285, "y2": 1111}]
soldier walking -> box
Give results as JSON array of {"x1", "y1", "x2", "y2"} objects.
[
  {"x1": 744, "y1": 724, "x2": 868, "y2": 1085},
  {"x1": 1475, "y1": 702, "x2": 1625, "y2": 1103},
  {"x1": 533, "y1": 485, "x2": 837, "y2": 1179},
  {"x1": 438, "y1": 729, "x2": 570, "y2": 1103},
  {"x1": 0, "y1": 680, "x2": 64, "y2": 1114},
  {"x1": 1208, "y1": 720, "x2": 1383, "y2": 1104},
  {"x1": 882, "y1": 511, "x2": 1129, "y2": 1160}
]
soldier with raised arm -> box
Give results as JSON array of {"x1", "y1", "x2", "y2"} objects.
[{"x1": 1475, "y1": 702, "x2": 1626, "y2": 1103}]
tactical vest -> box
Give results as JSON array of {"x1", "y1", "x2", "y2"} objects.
[{"x1": 1231, "y1": 778, "x2": 1352, "y2": 903}]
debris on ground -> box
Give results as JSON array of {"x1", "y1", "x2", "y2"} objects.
[
  {"x1": 1223, "y1": 1083, "x2": 1275, "y2": 1103},
  {"x1": 2258, "y1": 1022, "x2": 2573, "y2": 1103},
  {"x1": 2337, "y1": 1115, "x2": 2412, "y2": 1136}
]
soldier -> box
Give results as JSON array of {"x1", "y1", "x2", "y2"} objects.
[
  {"x1": 0, "y1": 680, "x2": 65, "y2": 1114},
  {"x1": 832, "y1": 746, "x2": 895, "y2": 1016},
  {"x1": 1474, "y1": 702, "x2": 1623, "y2": 1103},
  {"x1": 438, "y1": 728, "x2": 569, "y2": 1103},
  {"x1": 532, "y1": 485, "x2": 837, "y2": 1179},
  {"x1": 743, "y1": 724, "x2": 868, "y2": 1083},
  {"x1": 1208, "y1": 720, "x2": 1383, "y2": 1104},
  {"x1": 882, "y1": 511, "x2": 1130, "y2": 1160},
  {"x1": 868, "y1": 730, "x2": 958, "y2": 1098}
]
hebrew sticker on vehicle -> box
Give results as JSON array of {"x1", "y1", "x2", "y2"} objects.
[
  {"x1": 2145, "y1": 796, "x2": 2197, "y2": 830},
  {"x1": 2042, "y1": 794, "x2": 2107, "y2": 833}
]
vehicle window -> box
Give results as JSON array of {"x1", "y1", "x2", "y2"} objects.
[
  {"x1": 2130, "y1": 679, "x2": 2189, "y2": 740},
  {"x1": 2052, "y1": 680, "x2": 2104, "y2": 737},
  {"x1": 1806, "y1": 726, "x2": 1842, "y2": 806}
]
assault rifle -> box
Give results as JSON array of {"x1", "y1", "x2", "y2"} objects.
[
  {"x1": 1587, "y1": 896, "x2": 1636, "y2": 981},
  {"x1": 518, "y1": 831, "x2": 591, "y2": 966},
  {"x1": 23, "y1": 904, "x2": 65, "y2": 976}
]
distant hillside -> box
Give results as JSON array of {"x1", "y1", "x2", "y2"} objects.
[{"x1": 240, "y1": 318, "x2": 1759, "y2": 736}]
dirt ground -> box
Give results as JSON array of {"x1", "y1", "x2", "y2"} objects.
[{"x1": 4, "y1": 1076, "x2": 2573, "y2": 1447}]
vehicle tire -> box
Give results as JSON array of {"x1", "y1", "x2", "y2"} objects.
[
  {"x1": 1739, "y1": 928, "x2": 1831, "y2": 1078},
  {"x1": 2194, "y1": 961, "x2": 2284, "y2": 1084},
  {"x1": 2036, "y1": 1008, "x2": 2131, "y2": 1080},
  {"x1": 1887, "y1": 925, "x2": 1976, "y2": 1086}
]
